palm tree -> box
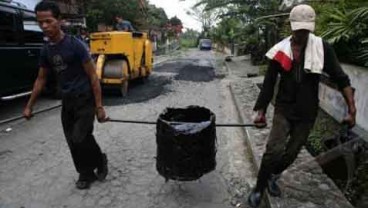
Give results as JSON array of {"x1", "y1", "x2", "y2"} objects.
[{"x1": 322, "y1": 7, "x2": 368, "y2": 66}]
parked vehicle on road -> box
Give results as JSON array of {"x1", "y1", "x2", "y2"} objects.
[
  {"x1": 0, "y1": 1, "x2": 61, "y2": 100},
  {"x1": 199, "y1": 39, "x2": 212, "y2": 51},
  {"x1": 0, "y1": 1, "x2": 44, "y2": 101},
  {"x1": 90, "y1": 31, "x2": 153, "y2": 96}
]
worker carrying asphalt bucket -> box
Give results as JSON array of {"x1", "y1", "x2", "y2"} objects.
[
  {"x1": 17, "y1": 102, "x2": 259, "y2": 184},
  {"x1": 106, "y1": 105, "x2": 257, "y2": 181},
  {"x1": 156, "y1": 106, "x2": 217, "y2": 181},
  {"x1": 19, "y1": 103, "x2": 257, "y2": 183}
]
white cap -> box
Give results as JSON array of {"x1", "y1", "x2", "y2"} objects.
[{"x1": 289, "y1": 4, "x2": 316, "y2": 32}]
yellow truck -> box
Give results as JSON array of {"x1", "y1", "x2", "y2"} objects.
[{"x1": 90, "y1": 31, "x2": 153, "y2": 96}]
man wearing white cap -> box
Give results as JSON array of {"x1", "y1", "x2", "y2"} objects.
[{"x1": 248, "y1": 4, "x2": 356, "y2": 207}]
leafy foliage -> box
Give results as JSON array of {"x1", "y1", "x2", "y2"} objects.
[
  {"x1": 165, "y1": 16, "x2": 183, "y2": 38},
  {"x1": 169, "y1": 16, "x2": 182, "y2": 26},
  {"x1": 320, "y1": 6, "x2": 368, "y2": 66},
  {"x1": 86, "y1": 0, "x2": 144, "y2": 30},
  {"x1": 85, "y1": 0, "x2": 172, "y2": 32},
  {"x1": 194, "y1": 0, "x2": 280, "y2": 63},
  {"x1": 181, "y1": 29, "x2": 200, "y2": 48},
  {"x1": 147, "y1": 4, "x2": 169, "y2": 28},
  {"x1": 193, "y1": 0, "x2": 368, "y2": 66}
]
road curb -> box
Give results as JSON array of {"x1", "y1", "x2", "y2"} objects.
[
  {"x1": 225, "y1": 62, "x2": 273, "y2": 208},
  {"x1": 228, "y1": 85, "x2": 273, "y2": 208}
]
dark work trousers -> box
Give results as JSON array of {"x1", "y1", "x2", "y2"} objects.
[
  {"x1": 61, "y1": 93, "x2": 103, "y2": 176},
  {"x1": 255, "y1": 109, "x2": 315, "y2": 191}
]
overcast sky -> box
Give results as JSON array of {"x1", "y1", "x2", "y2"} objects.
[{"x1": 149, "y1": 0, "x2": 202, "y2": 31}]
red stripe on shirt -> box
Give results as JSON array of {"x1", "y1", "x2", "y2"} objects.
[{"x1": 274, "y1": 51, "x2": 292, "y2": 71}]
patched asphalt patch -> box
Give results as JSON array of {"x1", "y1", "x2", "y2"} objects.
[
  {"x1": 175, "y1": 64, "x2": 215, "y2": 82},
  {"x1": 103, "y1": 74, "x2": 172, "y2": 106},
  {"x1": 153, "y1": 62, "x2": 181, "y2": 73},
  {"x1": 104, "y1": 57, "x2": 216, "y2": 106},
  {"x1": 155, "y1": 60, "x2": 216, "y2": 82}
]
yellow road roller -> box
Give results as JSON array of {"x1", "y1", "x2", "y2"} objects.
[{"x1": 90, "y1": 31, "x2": 153, "y2": 96}]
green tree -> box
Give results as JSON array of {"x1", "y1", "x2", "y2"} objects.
[
  {"x1": 147, "y1": 4, "x2": 169, "y2": 28},
  {"x1": 194, "y1": 0, "x2": 280, "y2": 59},
  {"x1": 312, "y1": 0, "x2": 368, "y2": 66},
  {"x1": 86, "y1": 0, "x2": 147, "y2": 31},
  {"x1": 181, "y1": 29, "x2": 200, "y2": 48},
  {"x1": 186, "y1": 4, "x2": 219, "y2": 33},
  {"x1": 321, "y1": 7, "x2": 368, "y2": 66},
  {"x1": 169, "y1": 16, "x2": 182, "y2": 26},
  {"x1": 165, "y1": 16, "x2": 183, "y2": 38}
]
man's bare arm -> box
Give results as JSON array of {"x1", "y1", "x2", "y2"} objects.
[
  {"x1": 83, "y1": 60, "x2": 102, "y2": 107},
  {"x1": 23, "y1": 67, "x2": 48, "y2": 119},
  {"x1": 342, "y1": 86, "x2": 356, "y2": 127},
  {"x1": 83, "y1": 60, "x2": 108, "y2": 122}
]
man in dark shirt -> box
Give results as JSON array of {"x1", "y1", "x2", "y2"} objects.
[
  {"x1": 248, "y1": 5, "x2": 356, "y2": 207},
  {"x1": 23, "y1": 1, "x2": 109, "y2": 190},
  {"x1": 76, "y1": 27, "x2": 90, "y2": 48},
  {"x1": 115, "y1": 15, "x2": 134, "y2": 32}
]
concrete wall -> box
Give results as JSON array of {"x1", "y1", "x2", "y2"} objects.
[{"x1": 319, "y1": 63, "x2": 368, "y2": 132}]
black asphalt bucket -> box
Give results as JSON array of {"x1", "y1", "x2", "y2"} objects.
[{"x1": 156, "y1": 106, "x2": 217, "y2": 181}]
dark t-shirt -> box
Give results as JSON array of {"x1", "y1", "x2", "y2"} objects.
[
  {"x1": 253, "y1": 40, "x2": 351, "y2": 121},
  {"x1": 39, "y1": 35, "x2": 92, "y2": 95}
]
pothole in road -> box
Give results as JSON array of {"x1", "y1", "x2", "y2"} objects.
[{"x1": 103, "y1": 75, "x2": 172, "y2": 106}]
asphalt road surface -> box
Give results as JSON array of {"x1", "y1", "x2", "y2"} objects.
[{"x1": 0, "y1": 49, "x2": 258, "y2": 208}]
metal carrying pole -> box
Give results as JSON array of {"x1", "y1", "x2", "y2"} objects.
[
  {"x1": 0, "y1": 104, "x2": 62, "y2": 126},
  {"x1": 108, "y1": 119, "x2": 257, "y2": 127}
]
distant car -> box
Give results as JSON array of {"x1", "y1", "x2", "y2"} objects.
[
  {"x1": 199, "y1": 39, "x2": 212, "y2": 50},
  {"x1": 0, "y1": 1, "x2": 58, "y2": 100}
]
